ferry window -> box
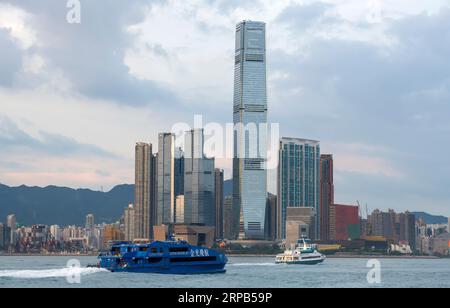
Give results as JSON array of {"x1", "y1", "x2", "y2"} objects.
[
  {"x1": 169, "y1": 247, "x2": 189, "y2": 253},
  {"x1": 147, "y1": 257, "x2": 162, "y2": 264},
  {"x1": 198, "y1": 234, "x2": 207, "y2": 246},
  {"x1": 151, "y1": 248, "x2": 158, "y2": 253},
  {"x1": 170, "y1": 256, "x2": 216, "y2": 263},
  {"x1": 139, "y1": 247, "x2": 148, "y2": 252}
]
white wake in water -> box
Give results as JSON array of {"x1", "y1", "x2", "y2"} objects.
[{"x1": 0, "y1": 267, "x2": 108, "y2": 279}]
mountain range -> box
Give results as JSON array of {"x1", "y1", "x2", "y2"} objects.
[
  {"x1": 1, "y1": 182, "x2": 446, "y2": 227},
  {"x1": 411, "y1": 212, "x2": 448, "y2": 225},
  {"x1": 0, "y1": 180, "x2": 233, "y2": 226}
]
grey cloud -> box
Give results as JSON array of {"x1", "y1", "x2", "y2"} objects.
[
  {"x1": 0, "y1": 29, "x2": 22, "y2": 87},
  {"x1": 0, "y1": 114, "x2": 119, "y2": 159},
  {"x1": 276, "y1": 1, "x2": 332, "y2": 30},
  {"x1": 9, "y1": 0, "x2": 178, "y2": 107},
  {"x1": 268, "y1": 7, "x2": 450, "y2": 211}
]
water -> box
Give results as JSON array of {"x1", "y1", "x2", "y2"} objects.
[{"x1": 0, "y1": 256, "x2": 449, "y2": 288}]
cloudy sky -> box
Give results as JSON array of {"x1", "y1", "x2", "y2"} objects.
[{"x1": 0, "y1": 0, "x2": 449, "y2": 215}]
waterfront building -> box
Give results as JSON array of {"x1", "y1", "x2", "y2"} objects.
[
  {"x1": 367, "y1": 209, "x2": 416, "y2": 249},
  {"x1": 102, "y1": 224, "x2": 123, "y2": 249},
  {"x1": 214, "y1": 169, "x2": 224, "y2": 239},
  {"x1": 233, "y1": 20, "x2": 268, "y2": 240},
  {"x1": 277, "y1": 138, "x2": 321, "y2": 240},
  {"x1": 135, "y1": 142, "x2": 157, "y2": 240},
  {"x1": 7, "y1": 214, "x2": 16, "y2": 244},
  {"x1": 223, "y1": 196, "x2": 236, "y2": 240},
  {"x1": 50, "y1": 225, "x2": 61, "y2": 241},
  {"x1": 320, "y1": 154, "x2": 334, "y2": 241},
  {"x1": 285, "y1": 207, "x2": 315, "y2": 246},
  {"x1": 329, "y1": 204, "x2": 360, "y2": 241},
  {"x1": 0, "y1": 224, "x2": 11, "y2": 251},
  {"x1": 157, "y1": 133, "x2": 184, "y2": 225},
  {"x1": 124, "y1": 204, "x2": 136, "y2": 242},
  {"x1": 184, "y1": 129, "x2": 215, "y2": 227},
  {"x1": 265, "y1": 193, "x2": 277, "y2": 241}
]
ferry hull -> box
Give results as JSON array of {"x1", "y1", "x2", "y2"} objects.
[
  {"x1": 107, "y1": 263, "x2": 227, "y2": 275},
  {"x1": 276, "y1": 258, "x2": 325, "y2": 265}
]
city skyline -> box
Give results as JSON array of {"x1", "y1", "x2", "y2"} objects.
[{"x1": 0, "y1": 1, "x2": 450, "y2": 216}]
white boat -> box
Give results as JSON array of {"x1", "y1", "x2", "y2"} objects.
[{"x1": 276, "y1": 237, "x2": 326, "y2": 265}]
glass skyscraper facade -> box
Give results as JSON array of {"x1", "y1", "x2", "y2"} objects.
[
  {"x1": 277, "y1": 138, "x2": 321, "y2": 240},
  {"x1": 184, "y1": 129, "x2": 215, "y2": 226},
  {"x1": 157, "y1": 133, "x2": 176, "y2": 225},
  {"x1": 233, "y1": 20, "x2": 268, "y2": 240}
]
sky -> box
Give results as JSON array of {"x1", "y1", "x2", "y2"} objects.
[{"x1": 0, "y1": 0, "x2": 449, "y2": 216}]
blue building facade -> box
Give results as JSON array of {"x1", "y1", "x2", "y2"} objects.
[{"x1": 277, "y1": 138, "x2": 321, "y2": 240}]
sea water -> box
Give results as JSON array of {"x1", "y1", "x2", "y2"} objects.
[{"x1": 0, "y1": 256, "x2": 449, "y2": 288}]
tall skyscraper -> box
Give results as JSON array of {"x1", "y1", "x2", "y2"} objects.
[
  {"x1": 135, "y1": 142, "x2": 156, "y2": 240},
  {"x1": 124, "y1": 204, "x2": 136, "y2": 242},
  {"x1": 0, "y1": 223, "x2": 11, "y2": 251},
  {"x1": 157, "y1": 133, "x2": 176, "y2": 225},
  {"x1": 233, "y1": 20, "x2": 268, "y2": 240},
  {"x1": 277, "y1": 138, "x2": 321, "y2": 240},
  {"x1": 85, "y1": 214, "x2": 95, "y2": 230},
  {"x1": 6, "y1": 214, "x2": 16, "y2": 244},
  {"x1": 215, "y1": 169, "x2": 224, "y2": 239},
  {"x1": 320, "y1": 154, "x2": 334, "y2": 241},
  {"x1": 184, "y1": 129, "x2": 215, "y2": 226}
]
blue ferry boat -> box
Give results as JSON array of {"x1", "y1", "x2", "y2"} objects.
[{"x1": 97, "y1": 240, "x2": 228, "y2": 274}]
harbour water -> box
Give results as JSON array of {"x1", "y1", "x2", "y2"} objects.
[{"x1": 1, "y1": 256, "x2": 449, "y2": 288}]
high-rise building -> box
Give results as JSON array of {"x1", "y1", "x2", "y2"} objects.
[
  {"x1": 368, "y1": 209, "x2": 397, "y2": 240},
  {"x1": 223, "y1": 196, "x2": 234, "y2": 240},
  {"x1": 367, "y1": 209, "x2": 415, "y2": 249},
  {"x1": 174, "y1": 147, "x2": 185, "y2": 200},
  {"x1": 102, "y1": 224, "x2": 123, "y2": 249},
  {"x1": 124, "y1": 204, "x2": 136, "y2": 242},
  {"x1": 0, "y1": 223, "x2": 11, "y2": 251},
  {"x1": 233, "y1": 20, "x2": 268, "y2": 240},
  {"x1": 215, "y1": 169, "x2": 224, "y2": 239},
  {"x1": 184, "y1": 129, "x2": 215, "y2": 226},
  {"x1": 85, "y1": 214, "x2": 94, "y2": 231},
  {"x1": 50, "y1": 225, "x2": 61, "y2": 241},
  {"x1": 157, "y1": 133, "x2": 177, "y2": 225},
  {"x1": 265, "y1": 193, "x2": 277, "y2": 241},
  {"x1": 6, "y1": 214, "x2": 16, "y2": 244},
  {"x1": 135, "y1": 142, "x2": 156, "y2": 240},
  {"x1": 277, "y1": 138, "x2": 321, "y2": 240},
  {"x1": 397, "y1": 211, "x2": 416, "y2": 250},
  {"x1": 320, "y1": 155, "x2": 334, "y2": 241}
]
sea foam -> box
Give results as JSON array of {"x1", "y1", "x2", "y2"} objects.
[{"x1": 0, "y1": 267, "x2": 107, "y2": 279}]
